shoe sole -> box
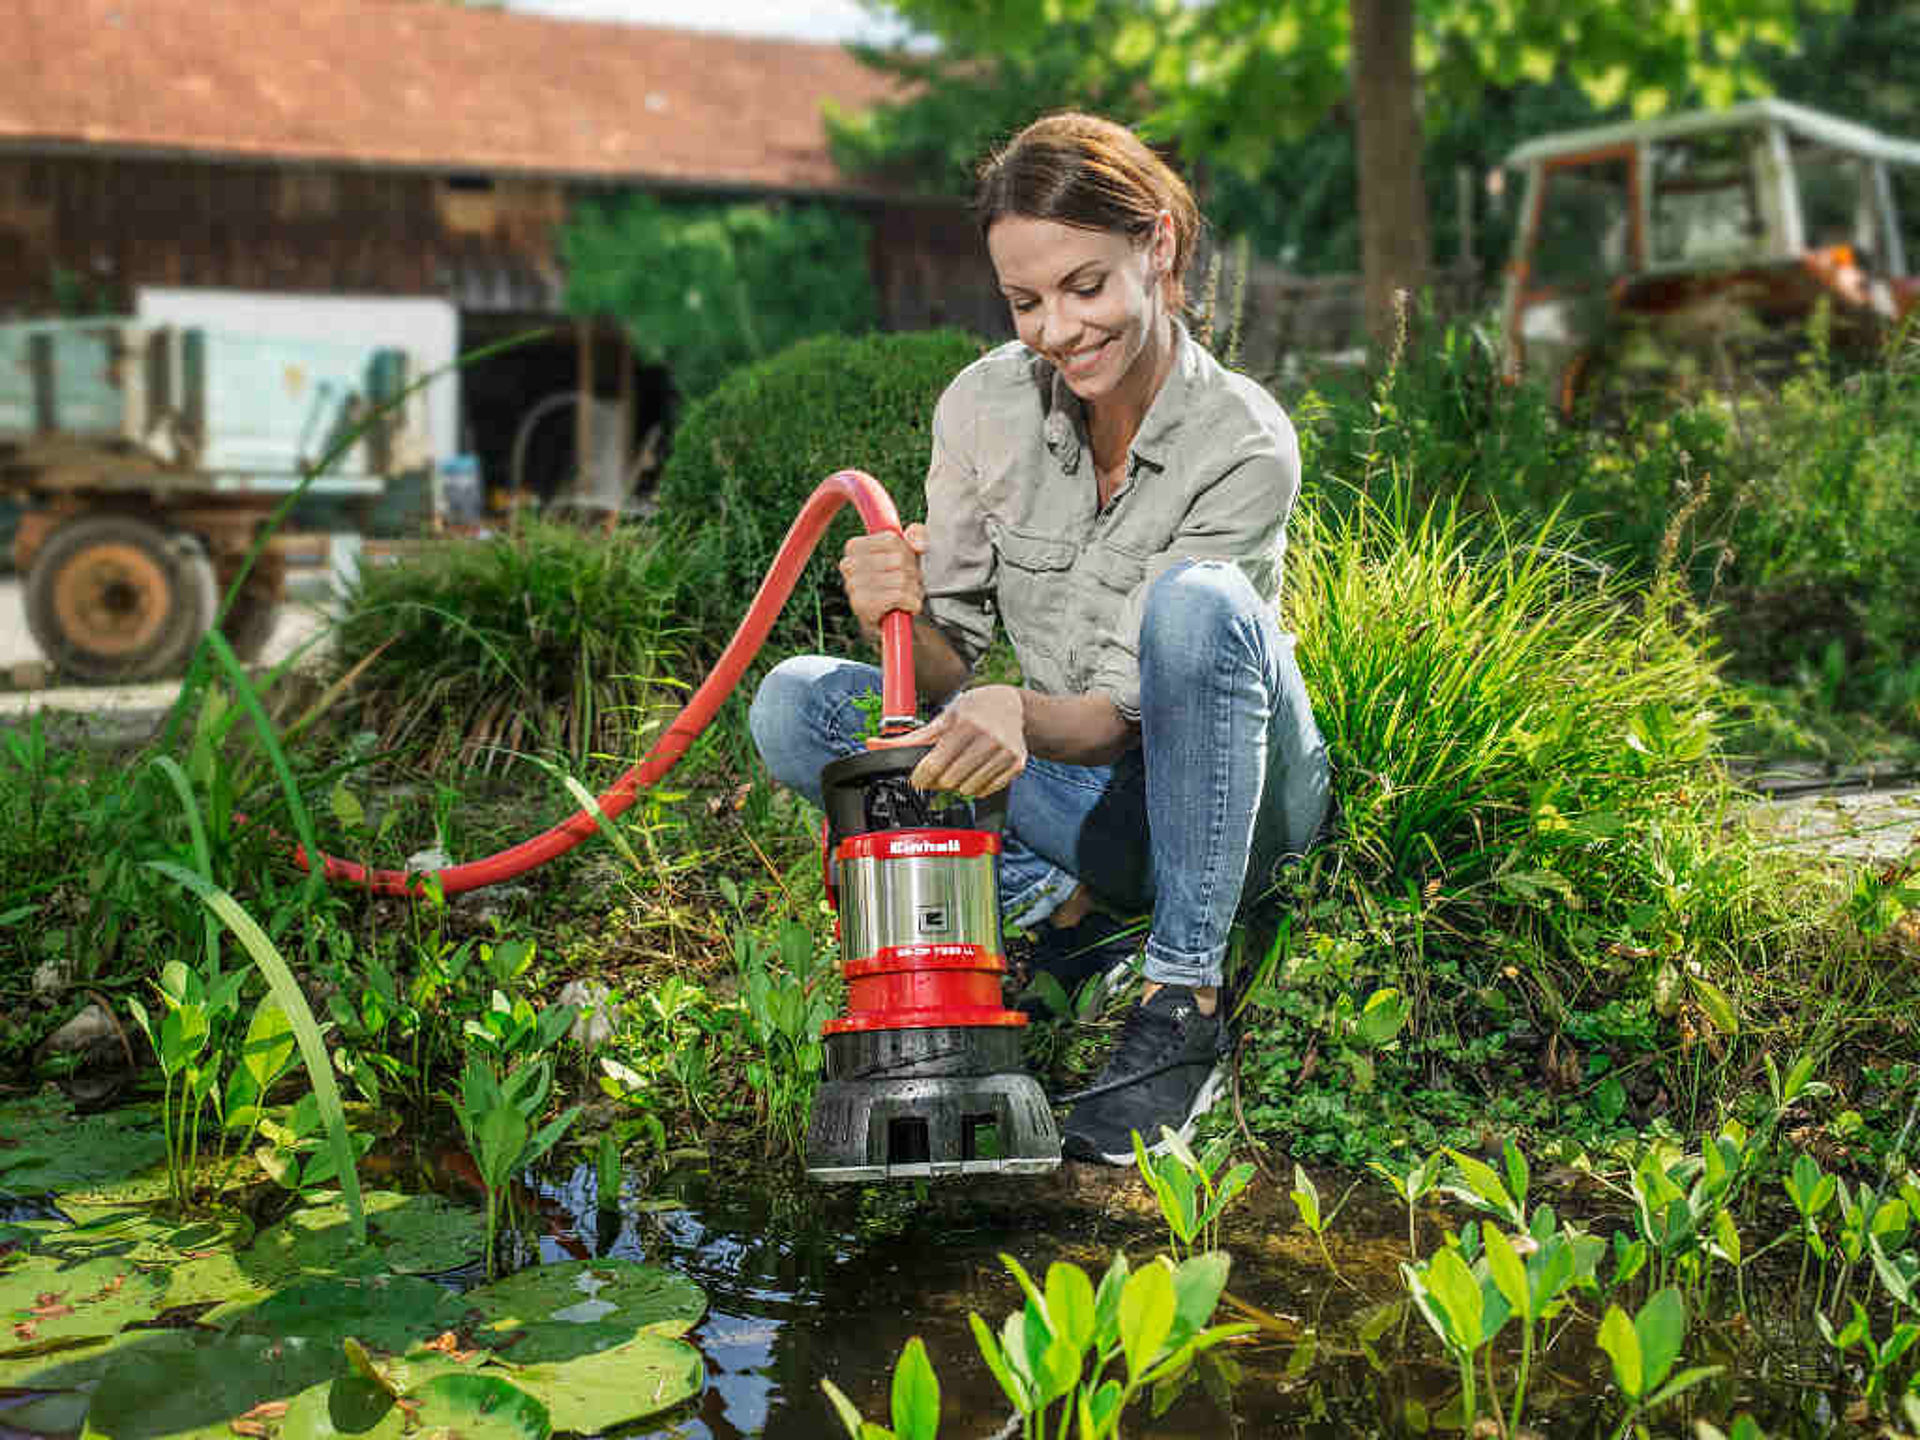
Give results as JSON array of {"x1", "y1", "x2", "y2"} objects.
[{"x1": 1069, "y1": 1060, "x2": 1229, "y2": 1168}]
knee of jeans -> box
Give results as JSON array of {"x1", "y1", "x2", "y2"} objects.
[
  {"x1": 1140, "y1": 561, "x2": 1263, "y2": 670},
  {"x1": 748, "y1": 658, "x2": 823, "y2": 782}
]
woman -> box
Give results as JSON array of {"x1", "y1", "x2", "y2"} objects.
[{"x1": 750, "y1": 112, "x2": 1330, "y2": 1166}]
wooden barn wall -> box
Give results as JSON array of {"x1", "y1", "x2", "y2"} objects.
[
  {"x1": 0, "y1": 152, "x2": 1010, "y2": 338},
  {"x1": 0, "y1": 154, "x2": 568, "y2": 315}
]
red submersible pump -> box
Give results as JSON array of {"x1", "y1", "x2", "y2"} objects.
[
  {"x1": 297, "y1": 469, "x2": 1059, "y2": 1184},
  {"x1": 805, "y1": 746, "x2": 1062, "y2": 1181}
]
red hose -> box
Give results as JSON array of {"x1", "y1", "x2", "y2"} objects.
[{"x1": 301, "y1": 469, "x2": 916, "y2": 897}]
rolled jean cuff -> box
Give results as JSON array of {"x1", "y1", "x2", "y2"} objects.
[
  {"x1": 1142, "y1": 938, "x2": 1228, "y2": 991},
  {"x1": 1002, "y1": 863, "x2": 1081, "y2": 932}
]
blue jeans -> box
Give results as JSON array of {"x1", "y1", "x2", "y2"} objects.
[{"x1": 748, "y1": 561, "x2": 1331, "y2": 989}]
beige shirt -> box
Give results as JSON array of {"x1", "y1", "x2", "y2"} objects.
[{"x1": 919, "y1": 322, "x2": 1301, "y2": 723}]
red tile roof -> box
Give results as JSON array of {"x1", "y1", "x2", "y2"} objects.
[{"x1": 0, "y1": 0, "x2": 904, "y2": 193}]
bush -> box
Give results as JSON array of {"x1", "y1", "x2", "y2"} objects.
[
  {"x1": 334, "y1": 517, "x2": 708, "y2": 773},
  {"x1": 655, "y1": 328, "x2": 989, "y2": 652},
  {"x1": 1293, "y1": 311, "x2": 1920, "y2": 741}
]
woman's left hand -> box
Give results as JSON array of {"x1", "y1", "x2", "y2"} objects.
[{"x1": 890, "y1": 685, "x2": 1027, "y2": 798}]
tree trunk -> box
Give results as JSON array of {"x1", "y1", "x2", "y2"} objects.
[{"x1": 1350, "y1": 0, "x2": 1431, "y2": 353}]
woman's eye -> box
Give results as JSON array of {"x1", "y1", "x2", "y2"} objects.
[
  {"x1": 1074, "y1": 280, "x2": 1104, "y2": 297},
  {"x1": 1012, "y1": 298, "x2": 1038, "y2": 313}
]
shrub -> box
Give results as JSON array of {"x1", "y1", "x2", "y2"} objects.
[
  {"x1": 1293, "y1": 311, "x2": 1920, "y2": 740},
  {"x1": 655, "y1": 328, "x2": 989, "y2": 653},
  {"x1": 334, "y1": 517, "x2": 706, "y2": 773}
]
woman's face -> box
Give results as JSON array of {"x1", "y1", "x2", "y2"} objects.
[{"x1": 986, "y1": 212, "x2": 1172, "y2": 406}]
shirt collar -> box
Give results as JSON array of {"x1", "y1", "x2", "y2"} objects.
[{"x1": 1036, "y1": 318, "x2": 1196, "y2": 478}]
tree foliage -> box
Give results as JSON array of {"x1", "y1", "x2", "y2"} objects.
[
  {"x1": 561, "y1": 196, "x2": 878, "y2": 400},
  {"x1": 838, "y1": 0, "x2": 1857, "y2": 279}
]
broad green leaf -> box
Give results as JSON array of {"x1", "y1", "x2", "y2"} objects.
[
  {"x1": 281, "y1": 1374, "x2": 408, "y2": 1440},
  {"x1": 1597, "y1": 1304, "x2": 1643, "y2": 1399},
  {"x1": 81, "y1": 1332, "x2": 341, "y2": 1440},
  {"x1": 1634, "y1": 1287, "x2": 1686, "y2": 1391},
  {"x1": 1645, "y1": 1363, "x2": 1724, "y2": 1409},
  {"x1": 1483, "y1": 1226, "x2": 1529, "y2": 1321},
  {"x1": 969, "y1": 1312, "x2": 1029, "y2": 1413},
  {"x1": 1424, "y1": 1247, "x2": 1485, "y2": 1351},
  {"x1": 476, "y1": 1104, "x2": 531, "y2": 1195},
  {"x1": 890, "y1": 1336, "x2": 939, "y2": 1440},
  {"x1": 498, "y1": 1333, "x2": 704, "y2": 1434},
  {"x1": 213, "y1": 1276, "x2": 470, "y2": 1356},
  {"x1": 1446, "y1": 1150, "x2": 1520, "y2": 1225},
  {"x1": 1046, "y1": 1262, "x2": 1097, "y2": 1353},
  {"x1": 405, "y1": 1373, "x2": 550, "y2": 1440},
  {"x1": 1169, "y1": 1251, "x2": 1231, "y2": 1346},
  {"x1": 1119, "y1": 1262, "x2": 1175, "y2": 1379},
  {"x1": 820, "y1": 1378, "x2": 869, "y2": 1440},
  {"x1": 465, "y1": 1259, "x2": 708, "y2": 1353},
  {"x1": 240, "y1": 998, "x2": 297, "y2": 1096},
  {"x1": 0, "y1": 1254, "x2": 171, "y2": 1357},
  {"x1": 1357, "y1": 987, "x2": 1408, "y2": 1047},
  {"x1": 1092, "y1": 1253, "x2": 1128, "y2": 1350},
  {"x1": 1688, "y1": 975, "x2": 1738, "y2": 1036}
]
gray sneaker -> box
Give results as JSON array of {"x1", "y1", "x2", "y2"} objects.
[{"x1": 1058, "y1": 986, "x2": 1228, "y2": 1166}]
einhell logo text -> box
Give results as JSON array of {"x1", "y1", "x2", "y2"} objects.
[{"x1": 888, "y1": 838, "x2": 961, "y2": 857}]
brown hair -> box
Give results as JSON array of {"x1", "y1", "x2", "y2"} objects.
[{"x1": 974, "y1": 112, "x2": 1202, "y2": 309}]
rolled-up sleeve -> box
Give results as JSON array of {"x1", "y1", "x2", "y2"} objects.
[
  {"x1": 1087, "y1": 437, "x2": 1300, "y2": 722},
  {"x1": 918, "y1": 381, "x2": 997, "y2": 669}
]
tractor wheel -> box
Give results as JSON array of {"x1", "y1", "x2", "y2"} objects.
[{"x1": 23, "y1": 513, "x2": 216, "y2": 683}]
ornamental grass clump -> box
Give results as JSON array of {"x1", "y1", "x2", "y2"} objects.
[{"x1": 334, "y1": 517, "x2": 705, "y2": 773}]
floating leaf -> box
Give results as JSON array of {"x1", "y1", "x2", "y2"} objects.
[
  {"x1": 0, "y1": 1254, "x2": 171, "y2": 1357},
  {"x1": 0, "y1": 1093, "x2": 168, "y2": 1199},
  {"x1": 210, "y1": 1277, "x2": 471, "y2": 1356},
  {"x1": 80, "y1": 1332, "x2": 342, "y2": 1440},
  {"x1": 405, "y1": 1374, "x2": 549, "y2": 1440},
  {"x1": 497, "y1": 1334, "x2": 704, "y2": 1434},
  {"x1": 464, "y1": 1259, "x2": 707, "y2": 1360}
]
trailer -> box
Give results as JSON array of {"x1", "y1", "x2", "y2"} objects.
[{"x1": 0, "y1": 312, "x2": 438, "y2": 682}]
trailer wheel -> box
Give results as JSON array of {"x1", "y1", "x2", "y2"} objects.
[{"x1": 24, "y1": 514, "x2": 216, "y2": 683}]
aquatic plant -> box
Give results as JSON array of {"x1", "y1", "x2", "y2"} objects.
[
  {"x1": 449, "y1": 1053, "x2": 581, "y2": 1279},
  {"x1": 824, "y1": 1250, "x2": 1252, "y2": 1440},
  {"x1": 1131, "y1": 1129, "x2": 1255, "y2": 1263},
  {"x1": 1595, "y1": 1286, "x2": 1721, "y2": 1440}
]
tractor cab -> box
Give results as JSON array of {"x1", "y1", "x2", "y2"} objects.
[{"x1": 1500, "y1": 99, "x2": 1920, "y2": 415}]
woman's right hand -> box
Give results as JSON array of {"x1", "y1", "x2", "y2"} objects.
[{"x1": 840, "y1": 522, "x2": 929, "y2": 630}]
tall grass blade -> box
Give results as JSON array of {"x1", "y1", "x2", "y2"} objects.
[
  {"x1": 148, "y1": 755, "x2": 220, "y2": 975},
  {"x1": 199, "y1": 630, "x2": 324, "y2": 905},
  {"x1": 145, "y1": 861, "x2": 367, "y2": 1244}
]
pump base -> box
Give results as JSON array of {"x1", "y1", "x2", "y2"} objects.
[{"x1": 804, "y1": 1025, "x2": 1062, "y2": 1182}]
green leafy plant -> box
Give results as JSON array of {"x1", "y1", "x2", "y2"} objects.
[
  {"x1": 1132, "y1": 1129, "x2": 1255, "y2": 1262},
  {"x1": 450, "y1": 1054, "x2": 582, "y2": 1278},
  {"x1": 734, "y1": 917, "x2": 838, "y2": 1158},
  {"x1": 822, "y1": 1336, "x2": 941, "y2": 1440},
  {"x1": 1594, "y1": 1286, "x2": 1721, "y2": 1439},
  {"x1": 962, "y1": 1250, "x2": 1251, "y2": 1440},
  {"x1": 1370, "y1": 1151, "x2": 1444, "y2": 1261}
]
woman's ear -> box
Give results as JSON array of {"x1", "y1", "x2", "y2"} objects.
[{"x1": 1148, "y1": 208, "x2": 1177, "y2": 279}]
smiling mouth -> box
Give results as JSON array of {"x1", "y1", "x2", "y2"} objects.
[{"x1": 1056, "y1": 337, "x2": 1111, "y2": 375}]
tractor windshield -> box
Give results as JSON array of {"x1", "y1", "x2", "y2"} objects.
[
  {"x1": 1793, "y1": 137, "x2": 1893, "y2": 272},
  {"x1": 1649, "y1": 128, "x2": 1767, "y2": 266}
]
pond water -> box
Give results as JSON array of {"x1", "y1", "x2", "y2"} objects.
[{"x1": 493, "y1": 1155, "x2": 1703, "y2": 1440}]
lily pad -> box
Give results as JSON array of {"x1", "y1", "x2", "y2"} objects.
[
  {"x1": 463, "y1": 1260, "x2": 706, "y2": 1361},
  {"x1": 80, "y1": 1331, "x2": 343, "y2": 1440},
  {"x1": 404, "y1": 1374, "x2": 549, "y2": 1440},
  {"x1": 0, "y1": 1254, "x2": 172, "y2": 1357},
  {"x1": 238, "y1": 1194, "x2": 478, "y2": 1291},
  {"x1": 0, "y1": 1094, "x2": 167, "y2": 1200},
  {"x1": 493, "y1": 1334, "x2": 703, "y2": 1434},
  {"x1": 27, "y1": 1205, "x2": 254, "y2": 1270},
  {"x1": 0, "y1": 1384, "x2": 95, "y2": 1436},
  {"x1": 363, "y1": 1193, "x2": 484, "y2": 1276},
  {"x1": 280, "y1": 1375, "x2": 409, "y2": 1440},
  {"x1": 209, "y1": 1277, "x2": 471, "y2": 1357}
]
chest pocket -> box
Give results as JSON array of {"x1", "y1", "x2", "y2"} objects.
[{"x1": 993, "y1": 527, "x2": 1077, "y2": 663}]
